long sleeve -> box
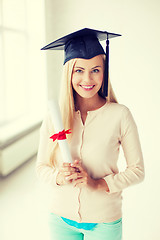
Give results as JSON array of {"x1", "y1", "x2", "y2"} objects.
[
  {"x1": 36, "y1": 113, "x2": 59, "y2": 186},
  {"x1": 34, "y1": 103, "x2": 145, "y2": 223},
  {"x1": 104, "y1": 107, "x2": 145, "y2": 193}
]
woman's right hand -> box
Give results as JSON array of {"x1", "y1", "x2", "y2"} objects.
[{"x1": 56, "y1": 162, "x2": 78, "y2": 185}]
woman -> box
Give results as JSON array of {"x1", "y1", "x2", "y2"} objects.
[{"x1": 36, "y1": 28, "x2": 144, "y2": 240}]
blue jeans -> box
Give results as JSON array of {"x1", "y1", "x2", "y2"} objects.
[{"x1": 49, "y1": 213, "x2": 122, "y2": 240}]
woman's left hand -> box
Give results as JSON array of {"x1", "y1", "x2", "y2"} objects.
[{"x1": 66, "y1": 160, "x2": 109, "y2": 192}]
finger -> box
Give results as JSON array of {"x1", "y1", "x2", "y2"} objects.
[
  {"x1": 61, "y1": 161, "x2": 83, "y2": 175},
  {"x1": 73, "y1": 159, "x2": 80, "y2": 164},
  {"x1": 63, "y1": 162, "x2": 71, "y2": 167},
  {"x1": 71, "y1": 160, "x2": 81, "y2": 167},
  {"x1": 62, "y1": 164, "x2": 82, "y2": 173},
  {"x1": 65, "y1": 173, "x2": 80, "y2": 181},
  {"x1": 61, "y1": 166, "x2": 75, "y2": 173},
  {"x1": 63, "y1": 169, "x2": 80, "y2": 177},
  {"x1": 65, "y1": 172, "x2": 83, "y2": 181},
  {"x1": 72, "y1": 164, "x2": 84, "y2": 173},
  {"x1": 59, "y1": 163, "x2": 71, "y2": 172},
  {"x1": 59, "y1": 171, "x2": 75, "y2": 180},
  {"x1": 71, "y1": 161, "x2": 84, "y2": 171}
]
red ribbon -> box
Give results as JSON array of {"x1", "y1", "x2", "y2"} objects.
[{"x1": 50, "y1": 129, "x2": 71, "y2": 142}]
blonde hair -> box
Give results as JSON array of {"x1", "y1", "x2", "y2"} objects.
[{"x1": 50, "y1": 55, "x2": 118, "y2": 167}]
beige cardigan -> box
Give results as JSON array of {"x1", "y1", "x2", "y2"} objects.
[{"x1": 36, "y1": 102, "x2": 144, "y2": 223}]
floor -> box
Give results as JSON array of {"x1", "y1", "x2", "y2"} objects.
[{"x1": 0, "y1": 157, "x2": 50, "y2": 240}]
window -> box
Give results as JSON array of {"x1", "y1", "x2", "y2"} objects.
[{"x1": 0, "y1": 0, "x2": 47, "y2": 126}]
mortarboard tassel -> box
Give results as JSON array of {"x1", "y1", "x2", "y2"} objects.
[{"x1": 103, "y1": 35, "x2": 109, "y2": 97}]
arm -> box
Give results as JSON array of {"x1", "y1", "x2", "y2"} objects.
[
  {"x1": 104, "y1": 107, "x2": 145, "y2": 193},
  {"x1": 36, "y1": 113, "x2": 59, "y2": 186}
]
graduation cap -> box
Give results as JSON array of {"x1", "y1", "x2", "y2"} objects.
[{"x1": 41, "y1": 28, "x2": 121, "y2": 97}]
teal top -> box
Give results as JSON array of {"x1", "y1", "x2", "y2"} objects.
[{"x1": 61, "y1": 217, "x2": 98, "y2": 230}]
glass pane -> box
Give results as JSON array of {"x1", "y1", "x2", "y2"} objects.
[
  {"x1": 4, "y1": 30, "x2": 28, "y2": 121},
  {"x1": 0, "y1": 1, "x2": 2, "y2": 26},
  {"x1": 2, "y1": 0, "x2": 26, "y2": 30},
  {"x1": 0, "y1": 33, "x2": 5, "y2": 124}
]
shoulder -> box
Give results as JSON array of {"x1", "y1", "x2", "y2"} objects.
[
  {"x1": 101, "y1": 102, "x2": 136, "y2": 127},
  {"x1": 103, "y1": 102, "x2": 130, "y2": 116}
]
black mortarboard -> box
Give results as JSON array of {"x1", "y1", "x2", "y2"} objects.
[{"x1": 41, "y1": 28, "x2": 121, "y2": 97}]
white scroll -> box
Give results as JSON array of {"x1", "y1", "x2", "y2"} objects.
[{"x1": 48, "y1": 99, "x2": 72, "y2": 163}]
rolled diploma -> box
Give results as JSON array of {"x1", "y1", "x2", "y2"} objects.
[{"x1": 48, "y1": 100, "x2": 72, "y2": 163}]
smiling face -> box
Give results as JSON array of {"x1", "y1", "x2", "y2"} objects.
[{"x1": 71, "y1": 55, "x2": 104, "y2": 101}]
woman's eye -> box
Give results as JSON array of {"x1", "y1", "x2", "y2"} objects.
[
  {"x1": 75, "y1": 69, "x2": 83, "y2": 73},
  {"x1": 92, "y1": 69, "x2": 99, "y2": 73}
]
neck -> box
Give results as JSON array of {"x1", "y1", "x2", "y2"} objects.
[{"x1": 75, "y1": 94, "x2": 106, "y2": 114}]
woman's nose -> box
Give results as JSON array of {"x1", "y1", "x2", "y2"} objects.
[{"x1": 83, "y1": 71, "x2": 92, "y2": 82}]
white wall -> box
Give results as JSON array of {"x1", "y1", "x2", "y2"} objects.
[{"x1": 43, "y1": 0, "x2": 160, "y2": 239}]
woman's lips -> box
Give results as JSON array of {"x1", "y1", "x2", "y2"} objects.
[{"x1": 80, "y1": 85, "x2": 95, "y2": 91}]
